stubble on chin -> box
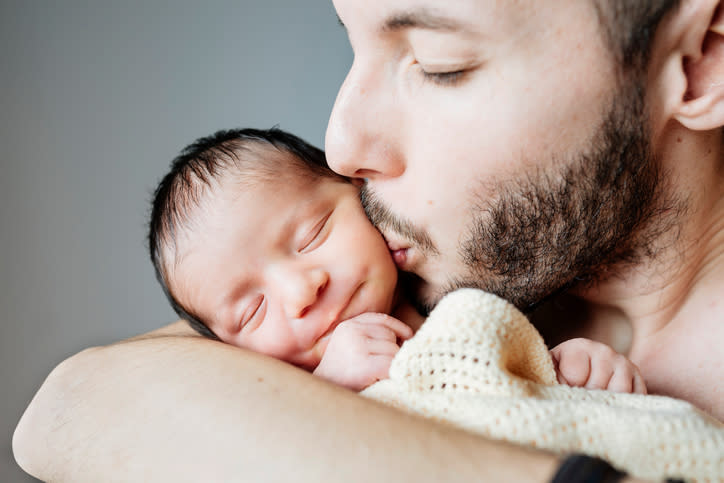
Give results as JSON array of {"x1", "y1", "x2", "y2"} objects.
[{"x1": 452, "y1": 80, "x2": 685, "y2": 313}]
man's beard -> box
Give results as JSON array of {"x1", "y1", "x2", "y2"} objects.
[{"x1": 363, "y1": 78, "x2": 683, "y2": 314}]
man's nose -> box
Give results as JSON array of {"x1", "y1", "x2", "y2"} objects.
[
  {"x1": 269, "y1": 264, "x2": 329, "y2": 319},
  {"x1": 325, "y1": 61, "x2": 405, "y2": 181}
]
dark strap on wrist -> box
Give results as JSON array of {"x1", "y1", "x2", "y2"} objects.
[
  {"x1": 551, "y1": 455, "x2": 626, "y2": 483},
  {"x1": 550, "y1": 454, "x2": 687, "y2": 483}
]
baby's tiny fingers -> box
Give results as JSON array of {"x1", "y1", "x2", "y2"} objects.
[
  {"x1": 366, "y1": 338, "x2": 402, "y2": 356},
  {"x1": 585, "y1": 363, "x2": 614, "y2": 391},
  {"x1": 606, "y1": 365, "x2": 635, "y2": 393},
  {"x1": 553, "y1": 347, "x2": 592, "y2": 387},
  {"x1": 353, "y1": 313, "x2": 413, "y2": 340},
  {"x1": 632, "y1": 369, "x2": 647, "y2": 395},
  {"x1": 358, "y1": 323, "x2": 398, "y2": 343}
]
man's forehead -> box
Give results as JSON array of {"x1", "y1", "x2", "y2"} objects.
[
  {"x1": 335, "y1": 0, "x2": 544, "y2": 39},
  {"x1": 380, "y1": 6, "x2": 473, "y2": 33},
  {"x1": 337, "y1": 0, "x2": 480, "y2": 25}
]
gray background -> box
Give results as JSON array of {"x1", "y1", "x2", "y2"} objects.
[{"x1": 0, "y1": 1, "x2": 351, "y2": 480}]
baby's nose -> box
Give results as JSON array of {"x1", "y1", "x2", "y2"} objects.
[{"x1": 277, "y1": 267, "x2": 329, "y2": 319}]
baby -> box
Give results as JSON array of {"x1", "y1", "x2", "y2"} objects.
[{"x1": 148, "y1": 127, "x2": 646, "y2": 394}]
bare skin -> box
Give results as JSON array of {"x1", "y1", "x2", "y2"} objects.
[
  {"x1": 12, "y1": 0, "x2": 724, "y2": 481},
  {"x1": 324, "y1": 0, "x2": 724, "y2": 420},
  {"x1": 164, "y1": 157, "x2": 644, "y2": 393},
  {"x1": 13, "y1": 321, "x2": 648, "y2": 483}
]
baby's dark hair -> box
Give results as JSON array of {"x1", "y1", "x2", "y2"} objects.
[{"x1": 148, "y1": 127, "x2": 344, "y2": 339}]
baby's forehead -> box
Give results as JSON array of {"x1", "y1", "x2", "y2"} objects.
[
  {"x1": 174, "y1": 139, "x2": 348, "y2": 252},
  {"x1": 187, "y1": 156, "x2": 343, "y2": 241}
]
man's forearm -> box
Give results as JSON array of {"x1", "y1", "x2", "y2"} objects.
[{"x1": 14, "y1": 325, "x2": 572, "y2": 482}]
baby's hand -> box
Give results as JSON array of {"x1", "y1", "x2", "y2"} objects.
[
  {"x1": 313, "y1": 313, "x2": 413, "y2": 391},
  {"x1": 550, "y1": 338, "x2": 647, "y2": 394}
]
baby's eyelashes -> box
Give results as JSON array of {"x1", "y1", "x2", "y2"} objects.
[
  {"x1": 298, "y1": 211, "x2": 332, "y2": 253},
  {"x1": 239, "y1": 294, "x2": 266, "y2": 330}
]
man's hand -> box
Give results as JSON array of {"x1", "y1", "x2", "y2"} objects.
[
  {"x1": 313, "y1": 313, "x2": 413, "y2": 391},
  {"x1": 550, "y1": 338, "x2": 647, "y2": 394}
]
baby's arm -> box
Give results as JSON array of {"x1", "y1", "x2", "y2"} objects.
[
  {"x1": 313, "y1": 313, "x2": 413, "y2": 391},
  {"x1": 550, "y1": 338, "x2": 647, "y2": 394}
]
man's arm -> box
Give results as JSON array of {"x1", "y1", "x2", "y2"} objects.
[{"x1": 12, "y1": 322, "x2": 638, "y2": 482}]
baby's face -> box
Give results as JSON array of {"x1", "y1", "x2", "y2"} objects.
[{"x1": 173, "y1": 168, "x2": 398, "y2": 369}]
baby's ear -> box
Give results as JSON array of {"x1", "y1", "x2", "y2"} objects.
[{"x1": 672, "y1": 2, "x2": 724, "y2": 130}]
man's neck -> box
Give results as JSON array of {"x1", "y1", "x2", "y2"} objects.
[
  {"x1": 577, "y1": 127, "x2": 724, "y2": 344},
  {"x1": 566, "y1": 127, "x2": 724, "y2": 419},
  {"x1": 577, "y1": 215, "x2": 724, "y2": 351}
]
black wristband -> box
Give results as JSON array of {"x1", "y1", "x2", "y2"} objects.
[{"x1": 551, "y1": 454, "x2": 626, "y2": 483}]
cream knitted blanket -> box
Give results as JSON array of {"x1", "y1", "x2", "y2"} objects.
[{"x1": 362, "y1": 289, "x2": 724, "y2": 482}]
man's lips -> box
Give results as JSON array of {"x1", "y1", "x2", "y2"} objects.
[
  {"x1": 385, "y1": 236, "x2": 413, "y2": 270},
  {"x1": 387, "y1": 242, "x2": 414, "y2": 271},
  {"x1": 391, "y1": 248, "x2": 409, "y2": 268}
]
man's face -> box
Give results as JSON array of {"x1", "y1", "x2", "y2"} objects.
[{"x1": 326, "y1": 0, "x2": 665, "y2": 312}]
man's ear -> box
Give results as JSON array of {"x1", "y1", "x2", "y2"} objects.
[{"x1": 672, "y1": 2, "x2": 724, "y2": 130}]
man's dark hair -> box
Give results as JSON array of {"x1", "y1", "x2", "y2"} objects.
[
  {"x1": 148, "y1": 127, "x2": 341, "y2": 339},
  {"x1": 593, "y1": 0, "x2": 682, "y2": 74}
]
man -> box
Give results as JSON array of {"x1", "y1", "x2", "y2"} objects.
[
  {"x1": 324, "y1": 0, "x2": 724, "y2": 419},
  {"x1": 13, "y1": 0, "x2": 723, "y2": 481}
]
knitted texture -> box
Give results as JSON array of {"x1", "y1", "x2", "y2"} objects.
[{"x1": 362, "y1": 288, "x2": 724, "y2": 482}]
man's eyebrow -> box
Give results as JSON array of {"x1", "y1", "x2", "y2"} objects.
[{"x1": 382, "y1": 8, "x2": 467, "y2": 33}]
